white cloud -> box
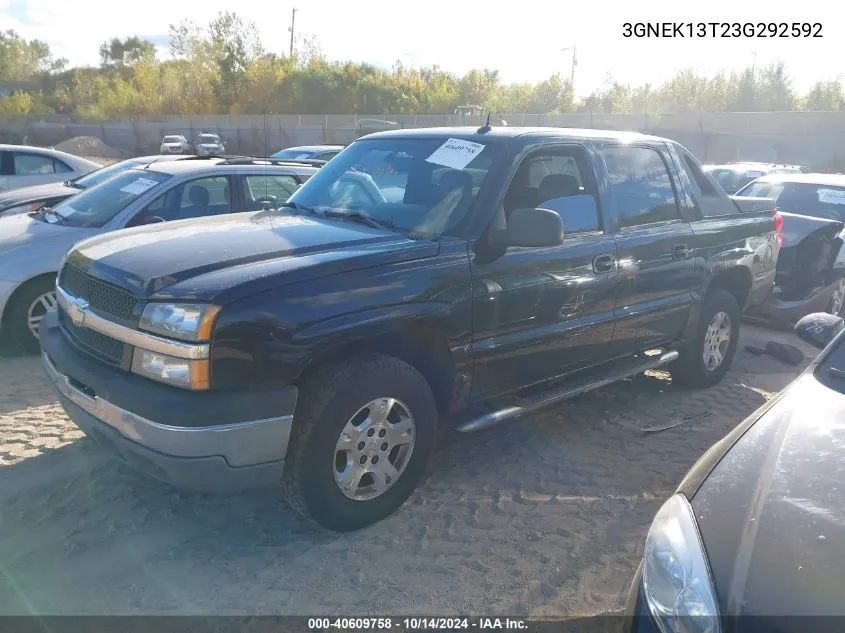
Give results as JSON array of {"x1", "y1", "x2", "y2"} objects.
[{"x1": 3, "y1": 0, "x2": 843, "y2": 96}]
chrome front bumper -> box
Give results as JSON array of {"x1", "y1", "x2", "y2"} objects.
[{"x1": 43, "y1": 352, "x2": 293, "y2": 491}]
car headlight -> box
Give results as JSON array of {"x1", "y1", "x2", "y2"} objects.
[
  {"x1": 642, "y1": 494, "x2": 721, "y2": 633},
  {"x1": 139, "y1": 303, "x2": 220, "y2": 341},
  {"x1": 131, "y1": 349, "x2": 209, "y2": 390}
]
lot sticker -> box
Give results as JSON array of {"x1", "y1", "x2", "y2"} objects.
[
  {"x1": 120, "y1": 177, "x2": 160, "y2": 196},
  {"x1": 425, "y1": 138, "x2": 485, "y2": 170}
]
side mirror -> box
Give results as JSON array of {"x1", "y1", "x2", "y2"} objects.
[
  {"x1": 794, "y1": 312, "x2": 845, "y2": 350},
  {"x1": 489, "y1": 207, "x2": 563, "y2": 248}
]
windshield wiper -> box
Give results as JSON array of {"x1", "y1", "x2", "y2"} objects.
[
  {"x1": 317, "y1": 208, "x2": 395, "y2": 231},
  {"x1": 278, "y1": 200, "x2": 316, "y2": 214},
  {"x1": 34, "y1": 206, "x2": 65, "y2": 224}
]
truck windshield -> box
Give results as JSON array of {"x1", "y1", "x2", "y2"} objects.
[
  {"x1": 45, "y1": 169, "x2": 171, "y2": 228},
  {"x1": 740, "y1": 181, "x2": 845, "y2": 222},
  {"x1": 286, "y1": 138, "x2": 496, "y2": 237}
]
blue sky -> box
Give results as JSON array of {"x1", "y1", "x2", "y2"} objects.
[{"x1": 1, "y1": 0, "x2": 841, "y2": 97}]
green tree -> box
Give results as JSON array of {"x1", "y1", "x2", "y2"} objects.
[
  {"x1": 805, "y1": 80, "x2": 845, "y2": 110},
  {"x1": 99, "y1": 36, "x2": 156, "y2": 69},
  {"x1": 0, "y1": 29, "x2": 65, "y2": 80}
]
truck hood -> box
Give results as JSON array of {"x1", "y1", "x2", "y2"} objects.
[
  {"x1": 691, "y1": 374, "x2": 845, "y2": 621},
  {"x1": 66, "y1": 211, "x2": 439, "y2": 302},
  {"x1": 0, "y1": 213, "x2": 95, "y2": 256}
]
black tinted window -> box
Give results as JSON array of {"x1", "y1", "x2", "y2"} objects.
[{"x1": 603, "y1": 146, "x2": 678, "y2": 227}]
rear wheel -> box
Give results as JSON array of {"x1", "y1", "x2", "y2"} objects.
[
  {"x1": 671, "y1": 289, "x2": 740, "y2": 388},
  {"x1": 282, "y1": 353, "x2": 438, "y2": 531},
  {"x1": 4, "y1": 277, "x2": 57, "y2": 353}
]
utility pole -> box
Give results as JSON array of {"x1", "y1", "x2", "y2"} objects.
[
  {"x1": 288, "y1": 8, "x2": 298, "y2": 59},
  {"x1": 561, "y1": 46, "x2": 577, "y2": 101}
]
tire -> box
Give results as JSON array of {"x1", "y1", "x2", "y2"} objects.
[
  {"x1": 282, "y1": 353, "x2": 438, "y2": 531},
  {"x1": 4, "y1": 276, "x2": 58, "y2": 354},
  {"x1": 827, "y1": 278, "x2": 845, "y2": 317},
  {"x1": 670, "y1": 289, "x2": 740, "y2": 389}
]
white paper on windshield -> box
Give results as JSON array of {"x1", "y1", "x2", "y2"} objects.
[
  {"x1": 818, "y1": 188, "x2": 845, "y2": 205},
  {"x1": 425, "y1": 138, "x2": 485, "y2": 170},
  {"x1": 296, "y1": 153, "x2": 312, "y2": 159},
  {"x1": 120, "y1": 177, "x2": 159, "y2": 196},
  {"x1": 744, "y1": 171, "x2": 763, "y2": 178}
]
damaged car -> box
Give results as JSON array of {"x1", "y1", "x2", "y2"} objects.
[
  {"x1": 703, "y1": 162, "x2": 803, "y2": 195},
  {"x1": 734, "y1": 173, "x2": 845, "y2": 326}
]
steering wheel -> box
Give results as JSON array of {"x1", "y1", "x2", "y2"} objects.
[{"x1": 255, "y1": 195, "x2": 279, "y2": 209}]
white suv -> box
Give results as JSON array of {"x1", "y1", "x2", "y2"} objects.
[{"x1": 159, "y1": 135, "x2": 190, "y2": 154}]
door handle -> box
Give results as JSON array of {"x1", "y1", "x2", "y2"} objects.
[
  {"x1": 672, "y1": 244, "x2": 691, "y2": 260},
  {"x1": 593, "y1": 253, "x2": 616, "y2": 274}
]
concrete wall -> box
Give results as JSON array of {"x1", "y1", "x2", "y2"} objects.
[{"x1": 2, "y1": 111, "x2": 845, "y2": 170}]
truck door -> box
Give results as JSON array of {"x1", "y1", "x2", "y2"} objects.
[
  {"x1": 470, "y1": 144, "x2": 619, "y2": 399},
  {"x1": 599, "y1": 143, "x2": 696, "y2": 356}
]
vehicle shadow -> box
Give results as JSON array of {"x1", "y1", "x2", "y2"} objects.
[
  {"x1": 0, "y1": 351, "x2": 56, "y2": 415},
  {"x1": 0, "y1": 325, "x2": 816, "y2": 616}
]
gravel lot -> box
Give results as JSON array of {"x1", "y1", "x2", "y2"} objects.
[{"x1": 0, "y1": 324, "x2": 815, "y2": 616}]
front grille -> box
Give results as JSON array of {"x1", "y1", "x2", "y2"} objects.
[
  {"x1": 60, "y1": 265, "x2": 137, "y2": 322},
  {"x1": 59, "y1": 310, "x2": 126, "y2": 367}
]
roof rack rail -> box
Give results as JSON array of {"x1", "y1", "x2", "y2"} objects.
[
  {"x1": 180, "y1": 154, "x2": 248, "y2": 161},
  {"x1": 218, "y1": 157, "x2": 328, "y2": 167}
]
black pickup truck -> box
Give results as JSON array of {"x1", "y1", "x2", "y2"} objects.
[{"x1": 40, "y1": 126, "x2": 780, "y2": 531}]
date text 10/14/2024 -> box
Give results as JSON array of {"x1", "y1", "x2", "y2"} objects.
[
  {"x1": 622, "y1": 22, "x2": 823, "y2": 38},
  {"x1": 308, "y1": 618, "x2": 528, "y2": 631}
]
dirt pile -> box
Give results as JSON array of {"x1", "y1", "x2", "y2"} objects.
[{"x1": 54, "y1": 136, "x2": 130, "y2": 160}]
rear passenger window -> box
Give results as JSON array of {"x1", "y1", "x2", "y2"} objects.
[
  {"x1": 13, "y1": 152, "x2": 56, "y2": 175},
  {"x1": 602, "y1": 146, "x2": 679, "y2": 227},
  {"x1": 682, "y1": 153, "x2": 719, "y2": 198}
]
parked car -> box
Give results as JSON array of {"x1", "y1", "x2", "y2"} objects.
[
  {"x1": 271, "y1": 145, "x2": 345, "y2": 161},
  {"x1": 0, "y1": 155, "x2": 193, "y2": 219},
  {"x1": 159, "y1": 135, "x2": 191, "y2": 154},
  {"x1": 734, "y1": 173, "x2": 845, "y2": 325},
  {"x1": 0, "y1": 144, "x2": 100, "y2": 192},
  {"x1": 39, "y1": 126, "x2": 779, "y2": 532},
  {"x1": 194, "y1": 133, "x2": 225, "y2": 156},
  {"x1": 703, "y1": 162, "x2": 804, "y2": 194},
  {"x1": 624, "y1": 310, "x2": 845, "y2": 633},
  {"x1": 0, "y1": 157, "x2": 318, "y2": 350}
]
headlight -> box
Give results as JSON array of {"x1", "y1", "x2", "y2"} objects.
[
  {"x1": 139, "y1": 303, "x2": 220, "y2": 341},
  {"x1": 131, "y1": 349, "x2": 209, "y2": 390},
  {"x1": 642, "y1": 494, "x2": 720, "y2": 633}
]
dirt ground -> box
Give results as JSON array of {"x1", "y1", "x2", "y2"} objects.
[{"x1": 0, "y1": 324, "x2": 816, "y2": 616}]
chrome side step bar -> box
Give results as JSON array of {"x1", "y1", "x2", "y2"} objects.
[{"x1": 455, "y1": 350, "x2": 679, "y2": 433}]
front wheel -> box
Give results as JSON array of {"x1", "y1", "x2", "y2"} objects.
[
  {"x1": 671, "y1": 289, "x2": 740, "y2": 389},
  {"x1": 4, "y1": 277, "x2": 58, "y2": 353},
  {"x1": 282, "y1": 354, "x2": 438, "y2": 531}
]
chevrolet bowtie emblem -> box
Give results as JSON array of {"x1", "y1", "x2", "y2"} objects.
[{"x1": 69, "y1": 297, "x2": 88, "y2": 327}]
